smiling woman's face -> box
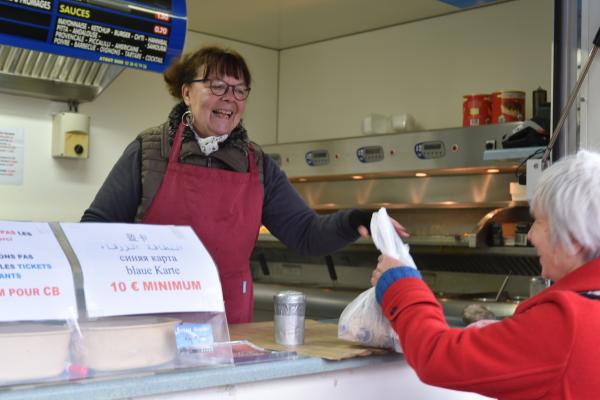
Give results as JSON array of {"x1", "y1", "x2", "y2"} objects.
[{"x1": 181, "y1": 71, "x2": 247, "y2": 138}]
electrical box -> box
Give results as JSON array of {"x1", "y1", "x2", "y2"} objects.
[{"x1": 52, "y1": 112, "x2": 90, "y2": 159}]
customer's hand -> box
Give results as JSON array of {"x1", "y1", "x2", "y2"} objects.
[{"x1": 371, "y1": 254, "x2": 402, "y2": 286}]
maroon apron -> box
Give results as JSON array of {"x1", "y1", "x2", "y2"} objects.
[{"x1": 142, "y1": 122, "x2": 263, "y2": 323}]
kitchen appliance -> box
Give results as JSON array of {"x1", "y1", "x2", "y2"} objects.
[{"x1": 251, "y1": 123, "x2": 540, "y2": 326}]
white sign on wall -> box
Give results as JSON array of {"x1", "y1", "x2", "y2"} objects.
[
  {"x1": 0, "y1": 221, "x2": 78, "y2": 321},
  {"x1": 60, "y1": 223, "x2": 224, "y2": 318},
  {"x1": 0, "y1": 127, "x2": 24, "y2": 185}
]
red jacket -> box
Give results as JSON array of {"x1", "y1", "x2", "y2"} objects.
[{"x1": 381, "y1": 258, "x2": 600, "y2": 400}]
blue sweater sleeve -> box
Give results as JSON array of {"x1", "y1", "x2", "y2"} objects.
[
  {"x1": 375, "y1": 267, "x2": 422, "y2": 304},
  {"x1": 260, "y1": 155, "x2": 360, "y2": 256},
  {"x1": 80, "y1": 140, "x2": 141, "y2": 222}
]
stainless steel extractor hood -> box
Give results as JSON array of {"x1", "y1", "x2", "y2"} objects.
[
  {"x1": 0, "y1": 44, "x2": 123, "y2": 103},
  {"x1": 260, "y1": 124, "x2": 541, "y2": 249}
]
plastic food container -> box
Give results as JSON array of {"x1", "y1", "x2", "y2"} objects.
[
  {"x1": 78, "y1": 316, "x2": 180, "y2": 371},
  {"x1": 0, "y1": 323, "x2": 71, "y2": 382}
]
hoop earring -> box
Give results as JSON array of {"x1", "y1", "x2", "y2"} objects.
[{"x1": 182, "y1": 110, "x2": 194, "y2": 127}]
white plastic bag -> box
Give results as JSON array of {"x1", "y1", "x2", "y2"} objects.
[
  {"x1": 370, "y1": 207, "x2": 416, "y2": 268},
  {"x1": 337, "y1": 207, "x2": 414, "y2": 353},
  {"x1": 338, "y1": 287, "x2": 402, "y2": 353}
]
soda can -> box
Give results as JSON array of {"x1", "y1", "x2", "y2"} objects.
[{"x1": 273, "y1": 291, "x2": 306, "y2": 346}]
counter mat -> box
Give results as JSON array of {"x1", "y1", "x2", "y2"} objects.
[{"x1": 229, "y1": 319, "x2": 390, "y2": 361}]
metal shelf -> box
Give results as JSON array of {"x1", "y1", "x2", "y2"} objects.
[
  {"x1": 256, "y1": 233, "x2": 537, "y2": 257},
  {"x1": 310, "y1": 201, "x2": 529, "y2": 211},
  {"x1": 483, "y1": 147, "x2": 544, "y2": 161}
]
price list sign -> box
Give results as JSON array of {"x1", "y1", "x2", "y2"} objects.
[
  {"x1": 0, "y1": 0, "x2": 186, "y2": 72},
  {"x1": 0, "y1": 127, "x2": 24, "y2": 185},
  {"x1": 60, "y1": 223, "x2": 224, "y2": 318},
  {"x1": 0, "y1": 221, "x2": 78, "y2": 321}
]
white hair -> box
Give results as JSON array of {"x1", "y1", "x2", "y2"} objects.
[{"x1": 530, "y1": 149, "x2": 600, "y2": 260}]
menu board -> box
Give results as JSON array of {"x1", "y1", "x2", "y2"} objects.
[
  {"x1": 60, "y1": 223, "x2": 224, "y2": 318},
  {"x1": 0, "y1": 221, "x2": 78, "y2": 321},
  {"x1": 0, "y1": 0, "x2": 186, "y2": 72}
]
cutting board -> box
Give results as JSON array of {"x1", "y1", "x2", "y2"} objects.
[{"x1": 229, "y1": 320, "x2": 389, "y2": 361}]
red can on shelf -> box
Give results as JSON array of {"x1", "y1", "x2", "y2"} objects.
[
  {"x1": 491, "y1": 91, "x2": 525, "y2": 123},
  {"x1": 463, "y1": 94, "x2": 491, "y2": 127}
]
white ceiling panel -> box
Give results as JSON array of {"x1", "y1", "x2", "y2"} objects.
[{"x1": 185, "y1": 0, "x2": 488, "y2": 49}]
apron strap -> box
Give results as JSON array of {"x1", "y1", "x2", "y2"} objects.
[
  {"x1": 168, "y1": 122, "x2": 186, "y2": 164},
  {"x1": 247, "y1": 143, "x2": 257, "y2": 174}
]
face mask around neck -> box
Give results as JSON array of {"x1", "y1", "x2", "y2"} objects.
[{"x1": 194, "y1": 133, "x2": 229, "y2": 155}]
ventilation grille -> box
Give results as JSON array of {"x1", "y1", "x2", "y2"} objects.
[{"x1": 0, "y1": 45, "x2": 124, "y2": 102}]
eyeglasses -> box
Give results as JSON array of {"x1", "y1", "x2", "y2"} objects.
[{"x1": 190, "y1": 78, "x2": 251, "y2": 101}]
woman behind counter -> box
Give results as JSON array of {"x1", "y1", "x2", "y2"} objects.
[
  {"x1": 371, "y1": 150, "x2": 600, "y2": 399},
  {"x1": 82, "y1": 45, "x2": 401, "y2": 324}
]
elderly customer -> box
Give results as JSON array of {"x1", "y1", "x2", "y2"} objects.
[
  {"x1": 371, "y1": 150, "x2": 600, "y2": 399},
  {"x1": 82, "y1": 45, "x2": 405, "y2": 324}
]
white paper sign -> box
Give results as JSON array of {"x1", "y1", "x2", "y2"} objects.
[
  {"x1": 0, "y1": 128, "x2": 24, "y2": 185},
  {"x1": 60, "y1": 223, "x2": 224, "y2": 318},
  {"x1": 0, "y1": 221, "x2": 78, "y2": 321}
]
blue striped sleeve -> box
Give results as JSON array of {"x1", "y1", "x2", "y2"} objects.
[{"x1": 375, "y1": 267, "x2": 422, "y2": 304}]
